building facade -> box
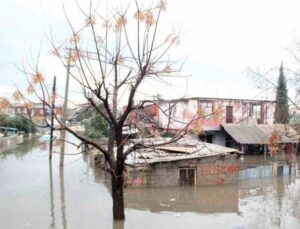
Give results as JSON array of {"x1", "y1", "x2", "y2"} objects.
[
  {"x1": 15, "y1": 103, "x2": 62, "y2": 124},
  {"x1": 132, "y1": 97, "x2": 276, "y2": 147},
  {"x1": 0, "y1": 98, "x2": 15, "y2": 115}
]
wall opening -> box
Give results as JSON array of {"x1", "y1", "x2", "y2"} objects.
[
  {"x1": 226, "y1": 106, "x2": 233, "y2": 123},
  {"x1": 179, "y1": 168, "x2": 196, "y2": 185},
  {"x1": 199, "y1": 134, "x2": 213, "y2": 143}
]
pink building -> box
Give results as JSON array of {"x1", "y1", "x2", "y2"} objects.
[
  {"x1": 158, "y1": 97, "x2": 274, "y2": 128},
  {"x1": 133, "y1": 97, "x2": 279, "y2": 149}
]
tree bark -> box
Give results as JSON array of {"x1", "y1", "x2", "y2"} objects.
[{"x1": 111, "y1": 173, "x2": 125, "y2": 220}]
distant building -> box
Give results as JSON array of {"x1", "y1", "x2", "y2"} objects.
[
  {"x1": 14, "y1": 103, "x2": 62, "y2": 124},
  {"x1": 0, "y1": 98, "x2": 15, "y2": 115}
]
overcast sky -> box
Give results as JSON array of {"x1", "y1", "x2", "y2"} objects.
[{"x1": 1, "y1": 0, "x2": 300, "y2": 103}]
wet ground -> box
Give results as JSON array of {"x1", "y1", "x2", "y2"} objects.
[{"x1": 1, "y1": 138, "x2": 300, "y2": 229}]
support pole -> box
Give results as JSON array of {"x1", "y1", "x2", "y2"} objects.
[
  {"x1": 49, "y1": 76, "x2": 56, "y2": 160},
  {"x1": 60, "y1": 49, "x2": 72, "y2": 168}
]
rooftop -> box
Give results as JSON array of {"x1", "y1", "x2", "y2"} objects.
[
  {"x1": 126, "y1": 136, "x2": 242, "y2": 166},
  {"x1": 141, "y1": 96, "x2": 275, "y2": 104}
]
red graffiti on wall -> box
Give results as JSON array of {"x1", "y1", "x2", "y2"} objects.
[{"x1": 201, "y1": 164, "x2": 240, "y2": 176}]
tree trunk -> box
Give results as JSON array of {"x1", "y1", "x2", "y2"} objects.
[
  {"x1": 111, "y1": 126, "x2": 126, "y2": 220},
  {"x1": 111, "y1": 175, "x2": 125, "y2": 220}
]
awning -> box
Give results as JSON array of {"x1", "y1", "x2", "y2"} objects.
[{"x1": 222, "y1": 124, "x2": 298, "y2": 144}]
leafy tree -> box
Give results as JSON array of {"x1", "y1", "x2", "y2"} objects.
[
  {"x1": 0, "y1": 115, "x2": 36, "y2": 134},
  {"x1": 274, "y1": 63, "x2": 289, "y2": 124},
  {"x1": 84, "y1": 115, "x2": 109, "y2": 139}
]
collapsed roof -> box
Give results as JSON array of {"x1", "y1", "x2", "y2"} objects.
[{"x1": 126, "y1": 136, "x2": 242, "y2": 166}]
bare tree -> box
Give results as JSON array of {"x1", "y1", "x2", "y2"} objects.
[{"x1": 9, "y1": 0, "x2": 199, "y2": 220}]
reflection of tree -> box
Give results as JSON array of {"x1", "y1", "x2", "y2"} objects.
[
  {"x1": 1, "y1": 138, "x2": 38, "y2": 159},
  {"x1": 113, "y1": 220, "x2": 124, "y2": 229},
  {"x1": 60, "y1": 168, "x2": 67, "y2": 229},
  {"x1": 49, "y1": 160, "x2": 56, "y2": 228}
]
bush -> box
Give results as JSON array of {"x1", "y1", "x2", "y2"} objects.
[
  {"x1": 83, "y1": 115, "x2": 109, "y2": 139},
  {"x1": 0, "y1": 114, "x2": 36, "y2": 134}
]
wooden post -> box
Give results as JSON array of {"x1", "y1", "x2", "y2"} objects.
[{"x1": 49, "y1": 76, "x2": 56, "y2": 160}]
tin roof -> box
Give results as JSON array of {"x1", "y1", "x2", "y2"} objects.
[{"x1": 222, "y1": 124, "x2": 298, "y2": 144}]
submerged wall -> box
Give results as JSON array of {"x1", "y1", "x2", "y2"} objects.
[
  {"x1": 126, "y1": 154, "x2": 297, "y2": 187},
  {"x1": 126, "y1": 154, "x2": 241, "y2": 187}
]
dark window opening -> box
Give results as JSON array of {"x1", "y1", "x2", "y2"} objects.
[
  {"x1": 225, "y1": 134, "x2": 234, "y2": 148},
  {"x1": 226, "y1": 106, "x2": 233, "y2": 123},
  {"x1": 199, "y1": 134, "x2": 213, "y2": 143},
  {"x1": 179, "y1": 168, "x2": 196, "y2": 185}
]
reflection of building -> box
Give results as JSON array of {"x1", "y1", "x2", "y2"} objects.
[
  {"x1": 15, "y1": 103, "x2": 62, "y2": 124},
  {"x1": 125, "y1": 185, "x2": 239, "y2": 213}
]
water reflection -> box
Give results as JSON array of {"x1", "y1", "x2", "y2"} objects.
[
  {"x1": 125, "y1": 185, "x2": 239, "y2": 213},
  {"x1": 60, "y1": 168, "x2": 67, "y2": 229},
  {"x1": 123, "y1": 174, "x2": 296, "y2": 212},
  {"x1": 2, "y1": 138, "x2": 300, "y2": 228},
  {"x1": 113, "y1": 220, "x2": 124, "y2": 229},
  {"x1": 49, "y1": 160, "x2": 56, "y2": 228},
  {"x1": 0, "y1": 138, "x2": 37, "y2": 159},
  {"x1": 47, "y1": 150, "x2": 68, "y2": 229}
]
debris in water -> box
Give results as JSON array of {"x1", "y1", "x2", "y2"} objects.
[{"x1": 159, "y1": 203, "x2": 170, "y2": 207}]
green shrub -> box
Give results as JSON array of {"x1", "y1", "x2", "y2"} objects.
[
  {"x1": 0, "y1": 114, "x2": 36, "y2": 134},
  {"x1": 83, "y1": 115, "x2": 109, "y2": 139}
]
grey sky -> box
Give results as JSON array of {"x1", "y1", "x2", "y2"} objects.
[{"x1": 1, "y1": 0, "x2": 300, "y2": 101}]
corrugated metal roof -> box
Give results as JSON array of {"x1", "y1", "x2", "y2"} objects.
[{"x1": 222, "y1": 124, "x2": 298, "y2": 144}]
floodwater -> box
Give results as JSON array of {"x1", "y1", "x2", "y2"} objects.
[{"x1": 1, "y1": 138, "x2": 300, "y2": 229}]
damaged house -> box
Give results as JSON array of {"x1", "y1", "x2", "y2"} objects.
[
  {"x1": 129, "y1": 97, "x2": 298, "y2": 154},
  {"x1": 124, "y1": 137, "x2": 243, "y2": 187}
]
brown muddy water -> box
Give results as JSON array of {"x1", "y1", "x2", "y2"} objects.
[{"x1": 1, "y1": 138, "x2": 300, "y2": 229}]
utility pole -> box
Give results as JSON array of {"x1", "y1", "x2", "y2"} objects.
[
  {"x1": 60, "y1": 48, "x2": 72, "y2": 168},
  {"x1": 49, "y1": 76, "x2": 56, "y2": 160}
]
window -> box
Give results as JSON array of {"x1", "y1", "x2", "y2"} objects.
[
  {"x1": 170, "y1": 103, "x2": 177, "y2": 117},
  {"x1": 179, "y1": 168, "x2": 196, "y2": 185},
  {"x1": 250, "y1": 104, "x2": 262, "y2": 120},
  {"x1": 199, "y1": 101, "x2": 213, "y2": 115}
]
